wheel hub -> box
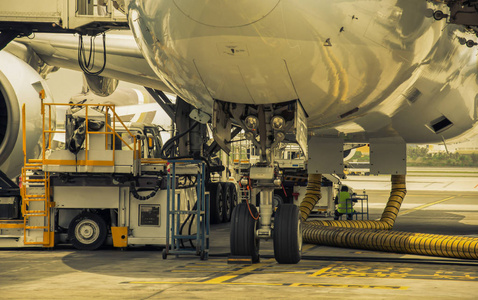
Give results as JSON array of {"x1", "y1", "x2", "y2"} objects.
[{"x1": 76, "y1": 220, "x2": 100, "y2": 244}]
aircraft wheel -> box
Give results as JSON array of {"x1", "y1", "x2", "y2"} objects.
[
  {"x1": 207, "y1": 183, "x2": 224, "y2": 224},
  {"x1": 230, "y1": 203, "x2": 260, "y2": 263},
  {"x1": 68, "y1": 212, "x2": 107, "y2": 250},
  {"x1": 273, "y1": 204, "x2": 302, "y2": 264},
  {"x1": 222, "y1": 183, "x2": 233, "y2": 222}
]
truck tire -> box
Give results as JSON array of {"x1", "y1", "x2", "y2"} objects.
[
  {"x1": 68, "y1": 212, "x2": 107, "y2": 250},
  {"x1": 228, "y1": 182, "x2": 238, "y2": 211},
  {"x1": 207, "y1": 183, "x2": 224, "y2": 224},
  {"x1": 222, "y1": 183, "x2": 233, "y2": 222}
]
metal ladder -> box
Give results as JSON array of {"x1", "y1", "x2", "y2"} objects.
[
  {"x1": 163, "y1": 160, "x2": 209, "y2": 260},
  {"x1": 20, "y1": 162, "x2": 53, "y2": 247},
  {"x1": 17, "y1": 103, "x2": 53, "y2": 247}
]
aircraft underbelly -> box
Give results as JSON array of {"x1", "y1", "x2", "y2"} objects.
[
  {"x1": 193, "y1": 57, "x2": 297, "y2": 105},
  {"x1": 127, "y1": 0, "x2": 478, "y2": 143}
]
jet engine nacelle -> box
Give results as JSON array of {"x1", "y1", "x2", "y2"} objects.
[
  {"x1": 0, "y1": 51, "x2": 55, "y2": 179},
  {"x1": 84, "y1": 74, "x2": 119, "y2": 97}
]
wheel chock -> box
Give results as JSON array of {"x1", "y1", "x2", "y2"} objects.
[{"x1": 227, "y1": 256, "x2": 257, "y2": 264}]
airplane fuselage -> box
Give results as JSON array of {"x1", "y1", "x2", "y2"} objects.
[{"x1": 125, "y1": 0, "x2": 478, "y2": 143}]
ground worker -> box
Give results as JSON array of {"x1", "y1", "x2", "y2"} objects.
[{"x1": 335, "y1": 185, "x2": 355, "y2": 220}]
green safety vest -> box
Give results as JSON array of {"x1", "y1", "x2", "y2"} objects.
[{"x1": 337, "y1": 191, "x2": 353, "y2": 214}]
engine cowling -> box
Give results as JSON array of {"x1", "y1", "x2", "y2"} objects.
[
  {"x1": 84, "y1": 74, "x2": 119, "y2": 97},
  {"x1": 0, "y1": 51, "x2": 55, "y2": 179}
]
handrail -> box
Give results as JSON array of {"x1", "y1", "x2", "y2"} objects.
[
  {"x1": 22, "y1": 104, "x2": 26, "y2": 165},
  {"x1": 105, "y1": 123, "x2": 133, "y2": 150},
  {"x1": 41, "y1": 102, "x2": 138, "y2": 168}
]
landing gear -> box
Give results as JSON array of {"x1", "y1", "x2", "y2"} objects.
[
  {"x1": 68, "y1": 212, "x2": 107, "y2": 250},
  {"x1": 273, "y1": 204, "x2": 302, "y2": 264},
  {"x1": 214, "y1": 100, "x2": 307, "y2": 264},
  {"x1": 230, "y1": 203, "x2": 260, "y2": 263}
]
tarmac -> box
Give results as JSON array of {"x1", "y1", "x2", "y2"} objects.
[{"x1": 1, "y1": 169, "x2": 478, "y2": 299}]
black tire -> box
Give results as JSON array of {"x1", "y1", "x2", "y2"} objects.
[
  {"x1": 162, "y1": 249, "x2": 168, "y2": 260},
  {"x1": 273, "y1": 204, "x2": 302, "y2": 264},
  {"x1": 222, "y1": 183, "x2": 233, "y2": 223},
  {"x1": 207, "y1": 183, "x2": 224, "y2": 224},
  {"x1": 228, "y1": 182, "x2": 238, "y2": 211},
  {"x1": 68, "y1": 212, "x2": 107, "y2": 250},
  {"x1": 230, "y1": 203, "x2": 260, "y2": 263},
  {"x1": 273, "y1": 193, "x2": 284, "y2": 212}
]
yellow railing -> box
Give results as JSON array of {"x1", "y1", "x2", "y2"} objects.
[
  {"x1": 18, "y1": 103, "x2": 142, "y2": 247},
  {"x1": 21, "y1": 167, "x2": 53, "y2": 246},
  {"x1": 41, "y1": 103, "x2": 140, "y2": 168},
  {"x1": 21, "y1": 104, "x2": 53, "y2": 247},
  {"x1": 141, "y1": 158, "x2": 169, "y2": 164}
]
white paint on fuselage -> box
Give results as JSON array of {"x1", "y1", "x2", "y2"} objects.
[
  {"x1": 125, "y1": 0, "x2": 478, "y2": 144},
  {"x1": 0, "y1": 51, "x2": 53, "y2": 178}
]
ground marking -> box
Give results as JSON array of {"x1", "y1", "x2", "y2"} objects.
[
  {"x1": 311, "y1": 264, "x2": 336, "y2": 277},
  {"x1": 398, "y1": 196, "x2": 456, "y2": 216},
  {"x1": 125, "y1": 280, "x2": 408, "y2": 290},
  {"x1": 202, "y1": 258, "x2": 275, "y2": 283}
]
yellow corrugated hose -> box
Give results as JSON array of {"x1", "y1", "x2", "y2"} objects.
[
  {"x1": 299, "y1": 174, "x2": 323, "y2": 222},
  {"x1": 300, "y1": 174, "x2": 478, "y2": 259}
]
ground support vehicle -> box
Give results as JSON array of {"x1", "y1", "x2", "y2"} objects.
[{"x1": 0, "y1": 103, "x2": 207, "y2": 255}]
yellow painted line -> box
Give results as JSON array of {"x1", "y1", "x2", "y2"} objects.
[
  {"x1": 127, "y1": 281, "x2": 283, "y2": 286},
  {"x1": 226, "y1": 259, "x2": 275, "y2": 276},
  {"x1": 375, "y1": 194, "x2": 440, "y2": 198},
  {"x1": 178, "y1": 265, "x2": 218, "y2": 269},
  {"x1": 398, "y1": 196, "x2": 456, "y2": 216},
  {"x1": 170, "y1": 270, "x2": 220, "y2": 273},
  {"x1": 201, "y1": 259, "x2": 275, "y2": 284},
  {"x1": 310, "y1": 264, "x2": 336, "y2": 277},
  {"x1": 193, "y1": 262, "x2": 228, "y2": 265},
  {"x1": 294, "y1": 283, "x2": 408, "y2": 290},
  {"x1": 204, "y1": 275, "x2": 237, "y2": 284},
  {"x1": 125, "y1": 281, "x2": 408, "y2": 290},
  {"x1": 318, "y1": 273, "x2": 478, "y2": 280}
]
